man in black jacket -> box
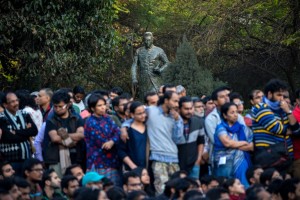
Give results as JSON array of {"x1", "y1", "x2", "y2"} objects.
[
  {"x1": 0, "y1": 92, "x2": 38, "y2": 176},
  {"x1": 177, "y1": 96, "x2": 205, "y2": 179}
]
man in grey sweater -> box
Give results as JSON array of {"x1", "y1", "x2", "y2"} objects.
[{"x1": 121, "y1": 91, "x2": 184, "y2": 194}]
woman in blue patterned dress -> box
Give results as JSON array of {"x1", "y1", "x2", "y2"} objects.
[{"x1": 84, "y1": 94, "x2": 121, "y2": 185}]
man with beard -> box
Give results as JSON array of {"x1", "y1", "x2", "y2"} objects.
[
  {"x1": 111, "y1": 94, "x2": 130, "y2": 127},
  {"x1": 44, "y1": 91, "x2": 85, "y2": 177},
  {"x1": 41, "y1": 169, "x2": 63, "y2": 200},
  {"x1": 61, "y1": 175, "x2": 79, "y2": 200},
  {"x1": 177, "y1": 96, "x2": 205, "y2": 179},
  {"x1": 0, "y1": 92, "x2": 38, "y2": 176},
  {"x1": 252, "y1": 79, "x2": 299, "y2": 170},
  {"x1": 23, "y1": 158, "x2": 44, "y2": 200}
]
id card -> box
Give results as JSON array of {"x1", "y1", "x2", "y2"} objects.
[{"x1": 218, "y1": 156, "x2": 226, "y2": 165}]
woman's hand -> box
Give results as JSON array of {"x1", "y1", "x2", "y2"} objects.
[{"x1": 102, "y1": 140, "x2": 114, "y2": 150}]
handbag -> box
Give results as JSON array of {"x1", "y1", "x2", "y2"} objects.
[{"x1": 254, "y1": 142, "x2": 291, "y2": 171}]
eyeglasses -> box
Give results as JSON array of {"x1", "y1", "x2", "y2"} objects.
[
  {"x1": 3, "y1": 168, "x2": 14, "y2": 173},
  {"x1": 53, "y1": 104, "x2": 68, "y2": 110},
  {"x1": 31, "y1": 168, "x2": 44, "y2": 172},
  {"x1": 128, "y1": 183, "x2": 143, "y2": 187}
]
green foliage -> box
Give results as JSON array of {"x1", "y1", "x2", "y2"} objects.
[
  {"x1": 0, "y1": 0, "x2": 120, "y2": 90},
  {"x1": 163, "y1": 35, "x2": 224, "y2": 96}
]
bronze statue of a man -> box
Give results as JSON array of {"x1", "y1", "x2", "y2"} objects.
[{"x1": 131, "y1": 32, "x2": 170, "y2": 99}]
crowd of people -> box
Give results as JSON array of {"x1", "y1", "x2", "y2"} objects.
[{"x1": 1, "y1": 79, "x2": 300, "y2": 200}]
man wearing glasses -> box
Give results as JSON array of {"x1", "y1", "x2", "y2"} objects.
[
  {"x1": 0, "y1": 92, "x2": 38, "y2": 176},
  {"x1": 44, "y1": 90, "x2": 84, "y2": 178},
  {"x1": 23, "y1": 158, "x2": 44, "y2": 200}
]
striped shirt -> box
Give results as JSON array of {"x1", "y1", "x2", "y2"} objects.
[{"x1": 251, "y1": 103, "x2": 293, "y2": 157}]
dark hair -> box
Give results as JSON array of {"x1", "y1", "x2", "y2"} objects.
[
  {"x1": 127, "y1": 190, "x2": 147, "y2": 200},
  {"x1": 16, "y1": 90, "x2": 38, "y2": 110},
  {"x1": 174, "y1": 178, "x2": 192, "y2": 199},
  {"x1": 211, "y1": 86, "x2": 231, "y2": 101},
  {"x1": 0, "y1": 177, "x2": 16, "y2": 191},
  {"x1": 267, "y1": 179, "x2": 283, "y2": 195},
  {"x1": 122, "y1": 92, "x2": 132, "y2": 100},
  {"x1": 246, "y1": 165, "x2": 263, "y2": 184},
  {"x1": 92, "y1": 90, "x2": 109, "y2": 97},
  {"x1": 206, "y1": 187, "x2": 229, "y2": 200},
  {"x1": 61, "y1": 175, "x2": 78, "y2": 190},
  {"x1": 200, "y1": 175, "x2": 219, "y2": 186},
  {"x1": 179, "y1": 96, "x2": 193, "y2": 109},
  {"x1": 102, "y1": 177, "x2": 114, "y2": 190},
  {"x1": 229, "y1": 92, "x2": 243, "y2": 102},
  {"x1": 223, "y1": 178, "x2": 236, "y2": 191},
  {"x1": 41, "y1": 168, "x2": 56, "y2": 188},
  {"x1": 123, "y1": 171, "x2": 140, "y2": 185},
  {"x1": 22, "y1": 158, "x2": 43, "y2": 178},
  {"x1": 170, "y1": 170, "x2": 188, "y2": 180},
  {"x1": 158, "y1": 91, "x2": 176, "y2": 106},
  {"x1": 184, "y1": 177, "x2": 200, "y2": 189},
  {"x1": 144, "y1": 92, "x2": 157, "y2": 104},
  {"x1": 129, "y1": 101, "x2": 144, "y2": 114},
  {"x1": 264, "y1": 79, "x2": 288, "y2": 95},
  {"x1": 164, "y1": 178, "x2": 182, "y2": 198},
  {"x1": 202, "y1": 96, "x2": 212, "y2": 104},
  {"x1": 14, "y1": 177, "x2": 30, "y2": 188},
  {"x1": 248, "y1": 90, "x2": 263, "y2": 100},
  {"x1": 0, "y1": 161, "x2": 11, "y2": 176},
  {"x1": 73, "y1": 86, "x2": 85, "y2": 95},
  {"x1": 0, "y1": 188, "x2": 10, "y2": 197},
  {"x1": 245, "y1": 184, "x2": 266, "y2": 200},
  {"x1": 162, "y1": 84, "x2": 176, "y2": 94},
  {"x1": 73, "y1": 187, "x2": 100, "y2": 200},
  {"x1": 0, "y1": 92, "x2": 5, "y2": 107},
  {"x1": 295, "y1": 89, "x2": 300, "y2": 99},
  {"x1": 64, "y1": 164, "x2": 82, "y2": 176},
  {"x1": 259, "y1": 168, "x2": 277, "y2": 186},
  {"x1": 183, "y1": 190, "x2": 203, "y2": 200},
  {"x1": 106, "y1": 186, "x2": 127, "y2": 200},
  {"x1": 110, "y1": 87, "x2": 123, "y2": 96},
  {"x1": 15, "y1": 89, "x2": 30, "y2": 109},
  {"x1": 279, "y1": 178, "x2": 300, "y2": 200},
  {"x1": 51, "y1": 90, "x2": 70, "y2": 105},
  {"x1": 87, "y1": 94, "x2": 106, "y2": 113},
  {"x1": 111, "y1": 94, "x2": 128, "y2": 108},
  {"x1": 220, "y1": 102, "x2": 237, "y2": 120}
]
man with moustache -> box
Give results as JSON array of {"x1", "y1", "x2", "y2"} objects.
[
  {"x1": 0, "y1": 92, "x2": 38, "y2": 176},
  {"x1": 177, "y1": 96, "x2": 205, "y2": 179},
  {"x1": 41, "y1": 169, "x2": 63, "y2": 200},
  {"x1": 44, "y1": 91, "x2": 84, "y2": 177},
  {"x1": 252, "y1": 79, "x2": 299, "y2": 171}
]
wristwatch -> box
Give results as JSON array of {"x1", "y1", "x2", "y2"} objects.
[{"x1": 287, "y1": 110, "x2": 292, "y2": 115}]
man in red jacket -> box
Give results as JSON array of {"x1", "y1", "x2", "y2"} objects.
[{"x1": 291, "y1": 89, "x2": 300, "y2": 178}]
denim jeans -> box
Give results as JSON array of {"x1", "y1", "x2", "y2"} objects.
[
  {"x1": 213, "y1": 159, "x2": 233, "y2": 178},
  {"x1": 189, "y1": 165, "x2": 200, "y2": 179}
]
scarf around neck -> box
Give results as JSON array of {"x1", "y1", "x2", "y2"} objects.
[{"x1": 263, "y1": 96, "x2": 281, "y2": 111}]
